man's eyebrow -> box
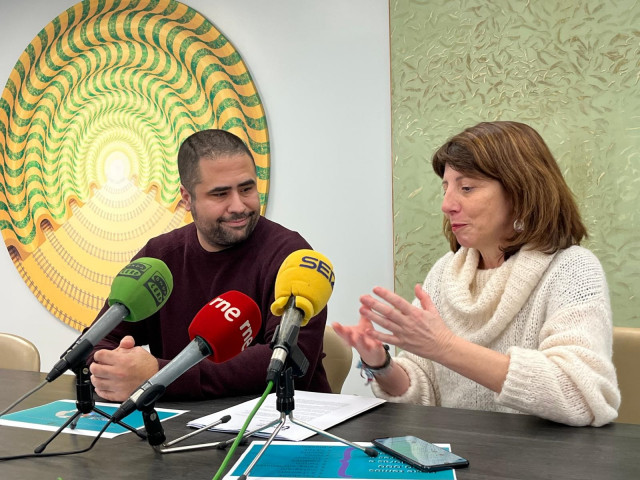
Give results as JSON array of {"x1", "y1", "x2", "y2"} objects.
[
  {"x1": 207, "y1": 179, "x2": 256, "y2": 194},
  {"x1": 208, "y1": 185, "x2": 231, "y2": 194}
]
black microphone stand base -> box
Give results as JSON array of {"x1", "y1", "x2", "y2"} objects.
[{"x1": 35, "y1": 365, "x2": 145, "y2": 454}]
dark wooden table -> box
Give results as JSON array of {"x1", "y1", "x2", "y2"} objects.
[{"x1": 1, "y1": 369, "x2": 639, "y2": 479}]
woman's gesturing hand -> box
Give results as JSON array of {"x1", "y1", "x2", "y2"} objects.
[
  {"x1": 332, "y1": 315, "x2": 388, "y2": 367},
  {"x1": 358, "y1": 284, "x2": 456, "y2": 363}
]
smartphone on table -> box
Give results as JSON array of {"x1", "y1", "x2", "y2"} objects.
[{"x1": 372, "y1": 435, "x2": 469, "y2": 472}]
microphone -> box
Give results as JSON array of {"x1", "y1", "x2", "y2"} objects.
[
  {"x1": 266, "y1": 249, "x2": 335, "y2": 382},
  {"x1": 45, "y1": 258, "x2": 173, "y2": 383},
  {"x1": 111, "y1": 290, "x2": 261, "y2": 422}
]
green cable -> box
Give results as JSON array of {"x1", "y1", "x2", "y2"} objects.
[{"x1": 212, "y1": 380, "x2": 274, "y2": 480}]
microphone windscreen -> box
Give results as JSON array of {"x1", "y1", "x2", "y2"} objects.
[
  {"x1": 270, "y1": 249, "x2": 335, "y2": 325},
  {"x1": 108, "y1": 257, "x2": 174, "y2": 322},
  {"x1": 189, "y1": 291, "x2": 262, "y2": 363}
]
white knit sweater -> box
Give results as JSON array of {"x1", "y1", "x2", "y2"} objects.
[{"x1": 371, "y1": 246, "x2": 620, "y2": 426}]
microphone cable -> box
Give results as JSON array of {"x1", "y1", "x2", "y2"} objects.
[
  {"x1": 0, "y1": 417, "x2": 114, "y2": 462},
  {"x1": 212, "y1": 380, "x2": 274, "y2": 480},
  {"x1": 0, "y1": 379, "x2": 48, "y2": 417}
]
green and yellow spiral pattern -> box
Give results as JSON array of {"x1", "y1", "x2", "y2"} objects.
[{"x1": 0, "y1": 0, "x2": 269, "y2": 330}]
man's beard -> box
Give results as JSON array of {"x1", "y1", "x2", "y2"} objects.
[{"x1": 193, "y1": 209, "x2": 259, "y2": 250}]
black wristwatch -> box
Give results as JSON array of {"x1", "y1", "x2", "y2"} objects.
[{"x1": 359, "y1": 344, "x2": 392, "y2": 383}]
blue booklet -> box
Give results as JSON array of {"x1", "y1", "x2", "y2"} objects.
[
  {"x1": 0, "y1": 399, "x2": 186, "y2": 438},
  {"x1": 226, "y1": 441, "x2": 458, "y2": 479}
]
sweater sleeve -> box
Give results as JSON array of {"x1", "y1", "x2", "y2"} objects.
[
  {"x1": 370, "y1": 352, "x2": 439, "y2": 405},
  {"x1": 496, "y1": 249, "x2": 620, "y2": 426}
]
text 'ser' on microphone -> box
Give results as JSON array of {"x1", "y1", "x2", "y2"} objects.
[
  {"x1": 45, "y1": 258, "x2": 173, "y2": 383},
  {"x1": 266, "y1": 249, "x2": 335, "y2": 382},
  {"x1": 111, "y1": 290, "x2": 262, "y2": 423}
]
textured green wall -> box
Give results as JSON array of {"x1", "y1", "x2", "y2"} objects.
[{"x1": 390, "y1": 0, "x2": 640, "y2": 326}]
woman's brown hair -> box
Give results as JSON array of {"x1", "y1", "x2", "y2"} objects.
[{"x1": 431, "y1": 121, "x2": 587, "y2": 258}]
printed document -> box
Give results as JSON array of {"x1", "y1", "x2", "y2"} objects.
[{"x1": 188, "y1": 391, "x2": 385, "y2": 441}]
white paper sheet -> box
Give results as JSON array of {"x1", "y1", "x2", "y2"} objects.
[{"x1": 188, "y1": 391, "x2": 385, "y2": 441}]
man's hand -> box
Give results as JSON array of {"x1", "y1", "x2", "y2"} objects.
[{"x1": 89, "y1": 336, "x2": 159, "y2": 401}]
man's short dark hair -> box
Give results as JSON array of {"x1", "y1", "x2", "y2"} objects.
[{"x1": 178, "y1": 129, "x2": 254, "y2": 194}]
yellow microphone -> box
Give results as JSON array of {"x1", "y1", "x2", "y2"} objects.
[
  {"x1": 267, "y1": 249, "x2": 335, "y2": 381},
  {"x1": 270, "y1": 249, "x2": 335, "y2": 325}
]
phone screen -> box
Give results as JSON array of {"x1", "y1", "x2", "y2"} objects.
[{"x1": 372, "y1": 435, "x2": 469, "y2": 472}]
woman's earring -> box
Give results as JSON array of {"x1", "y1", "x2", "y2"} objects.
[{"x1": 513, "y1": 219, "x2": 524, "y2": 233}]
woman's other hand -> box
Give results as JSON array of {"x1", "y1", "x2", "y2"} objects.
[{"x1": 359, "y1": 284, "x2": 456, "y2": 363}]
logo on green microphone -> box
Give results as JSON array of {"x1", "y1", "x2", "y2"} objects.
[
  {"x1": 145, "y1": 272, "x2": 171, "y2": 306},
  {"x1": 117, "y1": 262, "x2": 151, "y2": 280},
  {"x1": 116, "y1": 260, "x2": 172, "y2": 307}
]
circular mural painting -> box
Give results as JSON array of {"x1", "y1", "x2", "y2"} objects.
[{"x1": 0, "y1": 0, "x2": 270, "y2": 331}]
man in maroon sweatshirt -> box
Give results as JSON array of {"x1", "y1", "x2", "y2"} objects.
[{"x1": 88, "y1": 129, "x2": 331, "y2": 401}]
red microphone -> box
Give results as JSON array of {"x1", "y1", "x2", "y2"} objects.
[
  {"x1": 189, "y1": 290, "x2": 262, "y2": 363},
  {"x1": 112, "y1": 291, "x2": 261, "y2": 422}
]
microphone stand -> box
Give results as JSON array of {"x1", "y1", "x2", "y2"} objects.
[
  {"x1": 142, "y1": 404, "x2": 167, "y2": 450},
  {"x1": 236, "y1": 334, "x2": 378, "y2": 480},
  {"x1": 145, "y1": 409, "x2": 232, "y2": 454},
  {"x1": 34, "y1": 363, "x2": 145, "y2": 454}
]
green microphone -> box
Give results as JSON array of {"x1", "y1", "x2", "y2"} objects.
[
  {"x1": 45, "y1": 258, "x2": 173, "y2": 382},
  {"x1": 108, "y1": 257, "x2": 174, "y2": 322}
]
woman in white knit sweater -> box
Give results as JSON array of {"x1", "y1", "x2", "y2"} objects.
[{"x1": 333, "y1": 121, "x2": 620, "y2": 427}]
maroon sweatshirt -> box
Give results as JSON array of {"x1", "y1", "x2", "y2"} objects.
[{"x1": 88, "y1": 217, "x2": 330, "y2": 400}]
